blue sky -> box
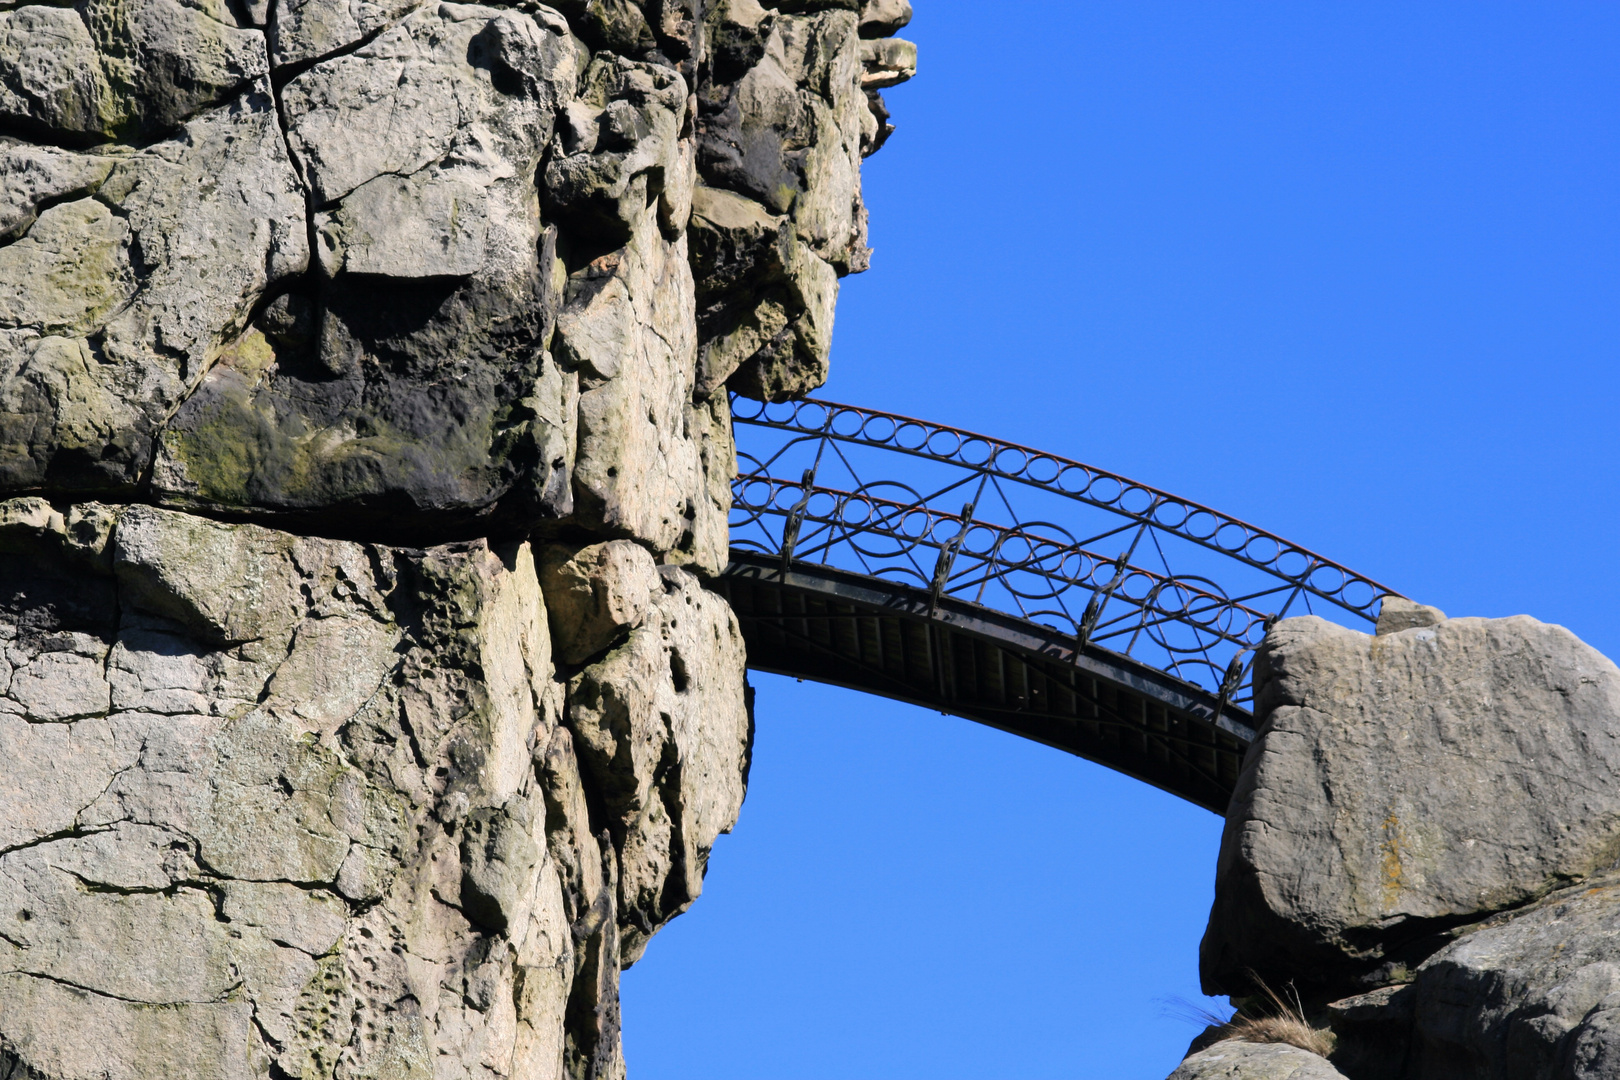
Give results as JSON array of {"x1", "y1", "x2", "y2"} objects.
[{"x1": 621, "y1": 3, "x2": 1620, "y2": 1077}]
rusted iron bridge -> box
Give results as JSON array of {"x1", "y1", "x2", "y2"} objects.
[{"x1": 715, "y1": 397, "x2": 1399, "y2": 814}]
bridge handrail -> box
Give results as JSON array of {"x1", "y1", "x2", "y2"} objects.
[
  {"x1": 732, "y1": 396, "x2": 1401, "y2": 624},
  {"x1": 732, "y1": 474, "x2": 1278, "y2": 645},
  {"x1": 730, "y1": 474, "x2": 1290, "y2": 695}
]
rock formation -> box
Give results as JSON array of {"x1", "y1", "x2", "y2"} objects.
[
  {"x1": 1173, "y1": 606, "x2": 1620, "y2": 1079},
  {"x1": 0, "y1": 2, "x2": 914, "y2": 1077},
  {"x1": 1170, "y1": 1040, "x2": 1350, "y2": 1080}
]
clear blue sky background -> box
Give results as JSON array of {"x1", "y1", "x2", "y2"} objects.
[{"x1": 623, "y1": 3, "x2": 1620, "y2": 1077}]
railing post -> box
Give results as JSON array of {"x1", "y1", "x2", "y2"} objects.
[
  {"x1": 1213, "y1": 648, "x2": 1252, "y2": 727},
  {"x1": 778, "y1": 467, "x2": 817, "y2": 575},
  {"x1": 1075, "y1": 550, "x2": 1131, "y2": 656},
  {"x1": 928, "y1": 499, "x2": 976, "y2": 617}
]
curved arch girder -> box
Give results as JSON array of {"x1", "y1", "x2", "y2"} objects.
[{"x1": 730, "y1": 396, "x2": 1400, "y2": 716}]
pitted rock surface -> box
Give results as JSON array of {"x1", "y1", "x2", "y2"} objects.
[{"x1": 0, "y1": 2, "x2": 915, "y2": 1078}]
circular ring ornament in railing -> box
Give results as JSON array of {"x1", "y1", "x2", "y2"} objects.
[{"x1": 729, "y1": 396, "x2": 1400, "y2": 709}]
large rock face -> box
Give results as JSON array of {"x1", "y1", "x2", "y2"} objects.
[
  {"x1": 0, "y1": 0, "x2": 915, "y2": 541},
  {"x1": 1203, "y1": 613, "x2": 1620, "y2": 996},
  {"x1": 0, "y1": 2, "x2": 915, "y2": 1078},
  {"x1": 0, "y1": 498, "x2": 751, "y2": 1080},
  {"x1": 1183, "y1": 608, "x2": 1620, "y2": 1080}
]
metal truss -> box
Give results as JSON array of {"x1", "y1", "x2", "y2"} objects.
[{"x1": 728, "y1": 396, "x2": 1400, "y2": 715}]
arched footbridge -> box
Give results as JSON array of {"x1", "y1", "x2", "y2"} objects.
[{"x1": 715, "y1": 397, "x2": 1400, "y2": 814}]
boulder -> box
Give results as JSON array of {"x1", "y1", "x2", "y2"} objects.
[
  {"x1": 560, "y1": 210, "x2": 707, "y2": 553},
  {"x1": 1377, "y1": 596, "x2": 1447, "y2": 635},
  {"x1": 1202, "y1": 613, "x2": 1620, "y2": 996},
  {"x1": 1168, "y1": 1040, "x2": 1349, "y2": 1080},
  {"x1": 860, "y1": 35, "x2": 917, "y2": 88}
]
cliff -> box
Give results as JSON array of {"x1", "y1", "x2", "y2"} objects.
[
  {"x1": 1170, "y1": 600, "x2": 1620, "y2": 1080},
  {"x1": 0, "y1": 2, "x2": 914, "y2": 1078}
]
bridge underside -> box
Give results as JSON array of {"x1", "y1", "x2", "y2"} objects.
[{"x1": 717, "y1": 554, "x2": 1255, "y2": 814}]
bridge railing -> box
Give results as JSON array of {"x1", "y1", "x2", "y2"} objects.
[{"x1": 730, "y1": 396, "x2": 1400, "y2": 709}]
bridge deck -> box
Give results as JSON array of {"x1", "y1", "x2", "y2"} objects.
[{"x1": 718, "y1": 554, "x2": 1255, "y2": 814}]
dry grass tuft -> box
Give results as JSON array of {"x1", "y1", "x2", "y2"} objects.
[
  {"x1": 1221, "y1": 1012, "x2": 1337, "y2": 1057},
  {"x1": 1206, "y1": 976, "x2": 1337, "y2": 1058}
]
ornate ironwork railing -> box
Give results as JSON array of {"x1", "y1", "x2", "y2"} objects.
[{"x1": 729, "y1": 396, "x2": 1400, "y2": 711}]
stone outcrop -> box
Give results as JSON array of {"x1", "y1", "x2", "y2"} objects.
[
  {"x1": 0, "y1": 0, "x2": 915, "y2": 539},
  {"x1": 0, "y1": 498, "x2": 749, "y2": 1079},
  {"x1": 1175, "y1": 607, "x2": 1620, "y2": 1079},
  {"x1": 1205, "y1": 612, "x2": 1620, "y2": 1003},
  {"x1": 1169, "y1": 1041, "x2": 1349, "y2": 1080},
  {"x1": 1203, "y1": 613, "x2": 1620, "y2": 996},
  {"x1": 0, "y1": 1, "x2": 915, "y2": 1078}
]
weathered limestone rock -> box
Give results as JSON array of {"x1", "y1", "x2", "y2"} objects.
[
  {"x1": 268, "y1": 0, "x2": 426, "y2": 67},
  {"x1": 0, "y1": 2, "x2": 916, "y2": 1076},
  {"x1": 1316, "y1": 873, "x2": 1620, "y2": 1079},
  {"x1": 2, "y1": 0, "x2": 913, "y2": 535},
  {"x1": 693, "y1": 0, "x2": 915, "y2": 401},
  {"x1": 1398, "y1": 875, "x2": 1620, "y2": 1079},
  {"x1": 2, "y1": 502, "x2": 558, "y2": 1078},
  {"x1": 562, "y1": 213, "x2": 705, "y2": 552},
  {"x1": 0, "y1": 139, "x2": 118, "y2": 243},
  {"x1": 1203, "y1": 613, "x2": 1620, "y2": 995},
  {"x1": 1, "y1": 89, "x2": 308, "y2": 496},
  {"x1": 0, "y1": 498, "x2": 747, "y2": 1080},
  {"x1": 566, "y1": 565, "x2": 750, "y2": 962},
  {"x1": 859, "y1": 0, "x2": 911, "y2": 38},
  {"x1": 151, "y1": 4, "x2": 581, "y2": 536},
  {"x1": 860, "y1": 35, "x2": 916, "y2": 88},
  {"x1": 539, "y1": 539, "x2": 662, "y2": 666},
  {"x1": 1168, "y1": 1041, "x2": 1349, "y2": 1080},
  {"x1": 688, "y1": 182, "x2": 836, "y2": 400},
  {"x1": 0, "y1": 0, "x2": 267, "y2": 144}
]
